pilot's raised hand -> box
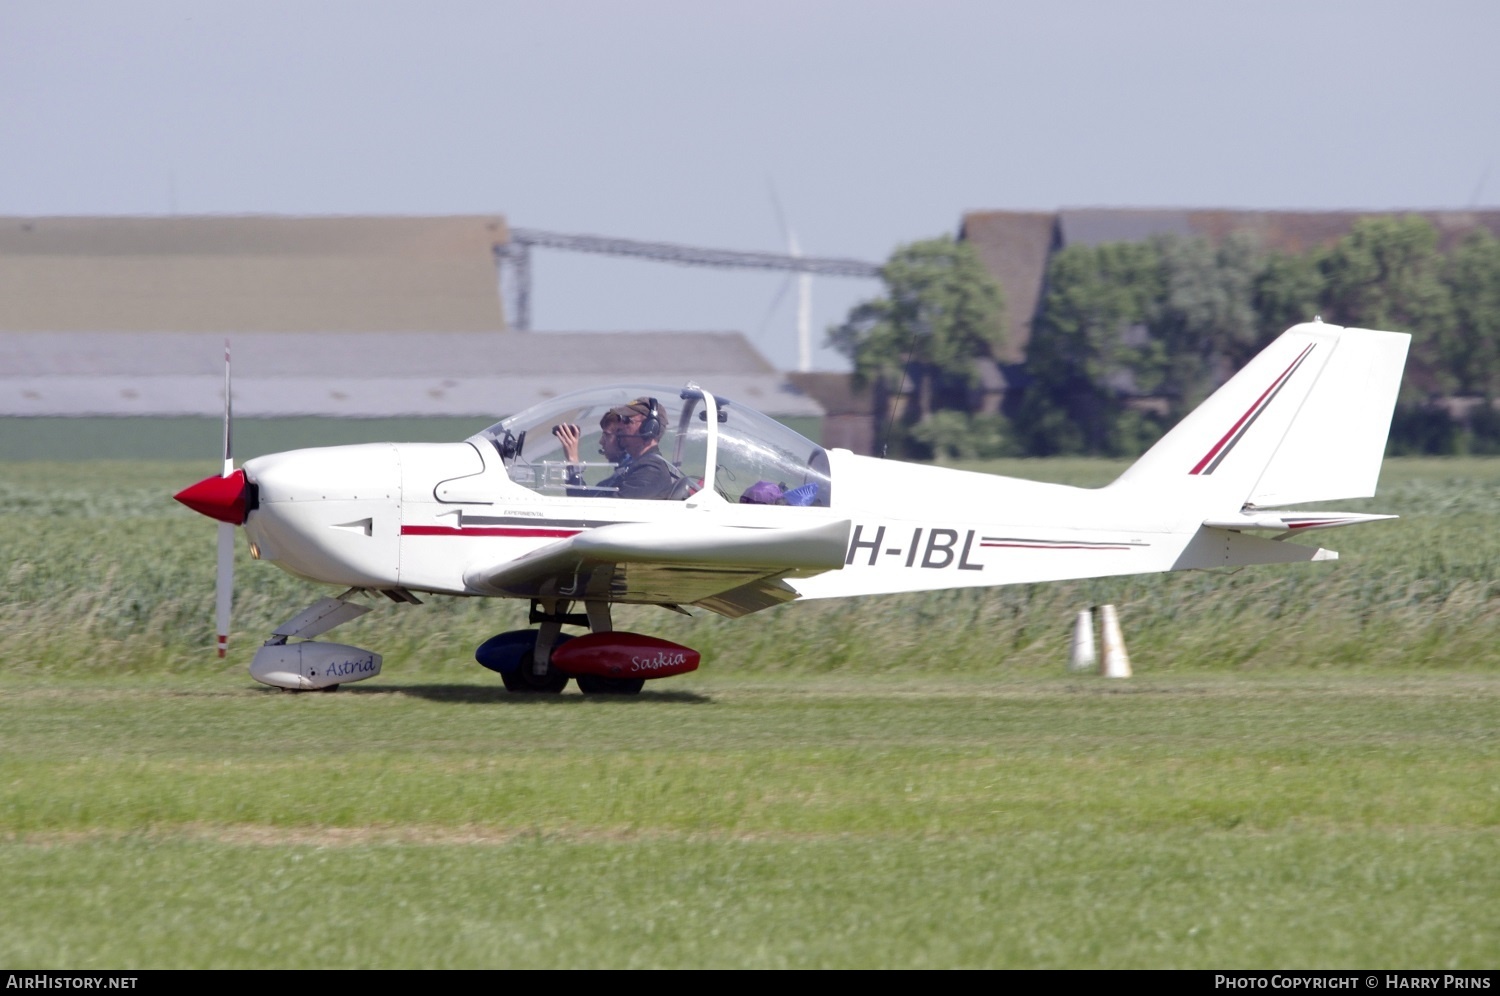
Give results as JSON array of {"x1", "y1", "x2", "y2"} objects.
[{"x1": 553, "y1": 423, "x2": 582, "y2": 463}]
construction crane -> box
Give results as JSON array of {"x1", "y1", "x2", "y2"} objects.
[{"x1": 494, "y1": 228, "x2": 882, "y2": 371}]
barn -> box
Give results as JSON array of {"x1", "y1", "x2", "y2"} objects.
[{"x1": 0, "y1": 215, "x2": 823, "y2": 458}]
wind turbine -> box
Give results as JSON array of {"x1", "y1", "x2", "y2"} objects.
[{"x1": 767, "y1": 181, "x2": 814, "y2": 373}]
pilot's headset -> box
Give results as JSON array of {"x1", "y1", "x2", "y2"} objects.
[{"x1": 635, "y1": 397, "x2": 663, "y2": 440}]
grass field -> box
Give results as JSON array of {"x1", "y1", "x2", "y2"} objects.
[{"x1": 0, "y1": 457, "x2": 1496, "y2": 968}]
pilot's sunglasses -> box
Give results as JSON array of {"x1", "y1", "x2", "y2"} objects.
[{"x1": 601, "y1": 418, "x2": 642, "y2": 438}]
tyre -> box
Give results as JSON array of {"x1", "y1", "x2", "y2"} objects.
[
  {"x1": 478, "y1": 630, "x2": 572, "y2": 694},
  {"x1": 500, "y1": 664, "x2": 570, "y2": 694},
  {"x1": 575, "y1": 673, "x2": 645, "y2": 696}
]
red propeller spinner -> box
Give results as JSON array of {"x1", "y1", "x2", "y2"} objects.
[{"x1": 174, "y1": 469, "x2": 249, "y2": 525}]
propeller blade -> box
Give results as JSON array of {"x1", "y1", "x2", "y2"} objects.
[
  {"x1": 217, "y1": 338, "x2": 234, "y2": 656},
  {"x1": 175, "y1": 338, "x2": 241, "y2": 656},
  {"x1": 221, "y1": 338, "x2": 233, "y2": 478},
  {"x1": 216, "y1": 521, "x2": 235, "y2": 657}
]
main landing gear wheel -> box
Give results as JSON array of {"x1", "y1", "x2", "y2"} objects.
[
  {"x1": 575, "y1": 674, "x2": 645, "y2": 696},
  {"x1": 500, "y1": 665, "x2": 570, "y2": 694},
  {"x1": 476, "y1": 630, "x2": 573, "y2": 694}
]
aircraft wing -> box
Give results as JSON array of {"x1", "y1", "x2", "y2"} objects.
[{"x1": 462, "y1": 518, "x2": 852, "y2": 618}]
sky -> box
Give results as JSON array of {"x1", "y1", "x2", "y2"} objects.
[{"x1": 3, "y1": 0, "x2": 1498, "y2": 371}]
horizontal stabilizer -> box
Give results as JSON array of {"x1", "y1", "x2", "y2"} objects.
[
  {"x1": 1201, "y1": 510, "x2": 1398, "y2": 533},
  {"x1": 1173, "y1": 527, "x2": 1338, "y2": 570}
]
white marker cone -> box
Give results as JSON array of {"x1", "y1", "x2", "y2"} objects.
[
  {"x1": 1068, "y1": 609, "x2": 1097, "y2": 672},
  {"x1": 1100, "y1": 604, "x2": 1131, "y2": 678}
]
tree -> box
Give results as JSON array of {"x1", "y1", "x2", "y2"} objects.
[
  {"x1": 828, "y1": 237, "x2": 1007, "y2": 456},
  {"x1": 1015, "y1": 240, "x2": 1163, "y2": 455},
  {"x1": 1320, "y1": 216, "x2": 1450, "y2": 329},
  {"x1": 906, "y1": 410, "x2": 1015, "y2": 463},
  {"x1": 868, "y1": 216, "x2": 1500, "y2": 459},
  {"x1": 1253, "y1": 249, "x2": 1326, "y2": 346},
  {"x1": 1144, "y1": 232, "x2": 1264, "y2": 414},
  {"x1": 1319, "y1": 216, "x2": 1454, "y2": 392},
  {"x1": 1441, "y1": 228, "x2": 1500, "y2": 397}
]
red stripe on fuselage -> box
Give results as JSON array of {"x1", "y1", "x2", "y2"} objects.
[
  {"x1": 980, "y1": 542, "x2": 1134, "y2": 551},
  {"x1": 401, "y1": 526, "x2": 582, "y2": 539}
]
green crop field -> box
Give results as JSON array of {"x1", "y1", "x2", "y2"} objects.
[{"x1": 0, "y1": 457, "x2": 1496, "y2": 968}]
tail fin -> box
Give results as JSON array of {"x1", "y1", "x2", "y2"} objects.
[{"x1": 1111, "y1": 321, "x2": 1411, "y2": 507}]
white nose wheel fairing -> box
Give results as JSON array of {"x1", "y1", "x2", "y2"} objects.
[{"x1": 249, "y1": 590, "x2": 383, "y2": 691}]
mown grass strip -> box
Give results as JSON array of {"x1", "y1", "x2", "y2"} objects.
[{"x1": 3, "y1": 831, "x2": 1495, "y2": 969}]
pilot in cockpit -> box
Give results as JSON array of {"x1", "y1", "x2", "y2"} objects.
[{"x1": 554, "y1": 397, "x2": 684, "y2": 500}]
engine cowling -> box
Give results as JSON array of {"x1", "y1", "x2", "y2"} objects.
[{"x1": 550, "y1": 632, "x2": 700, "y2": 680}]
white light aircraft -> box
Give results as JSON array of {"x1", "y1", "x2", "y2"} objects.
[{"x1": 174, "y1": 321, "x2": 1410, "y2": 693}]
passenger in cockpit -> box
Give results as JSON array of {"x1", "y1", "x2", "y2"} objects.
[
  {"x1": 555, "y1": 397, "x2": 684, "y2": 500},
  {"x1": 739, "y1": 480, "x2": 821, "y2": 506}
]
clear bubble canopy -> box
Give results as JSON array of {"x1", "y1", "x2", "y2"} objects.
[{"x1": 473, "y1": 383, "x2": 832, "y2": 506}]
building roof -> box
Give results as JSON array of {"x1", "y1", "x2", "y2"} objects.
[
  {"x1": 0, "y1": 331, "x2": 821, "y2": 419},
  {"x1": 1057, "y1": 208, "x2": 1500, "y2": 253},
  {"x1": 1056, "y1": 208, "x2": 1195, "y2": 247},
  {"x1": 0, "y1": 215, "x2": 510, "y2": 333},
  {"x1": 785, "y1": 371, "x2": 872, "y2": 416},
  {"x1": 957, "y1": 211, "x2": 1056, "y2": 365},
  {"x1": 0, "y1": 215, "x2": 824, "y2": 419}
]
